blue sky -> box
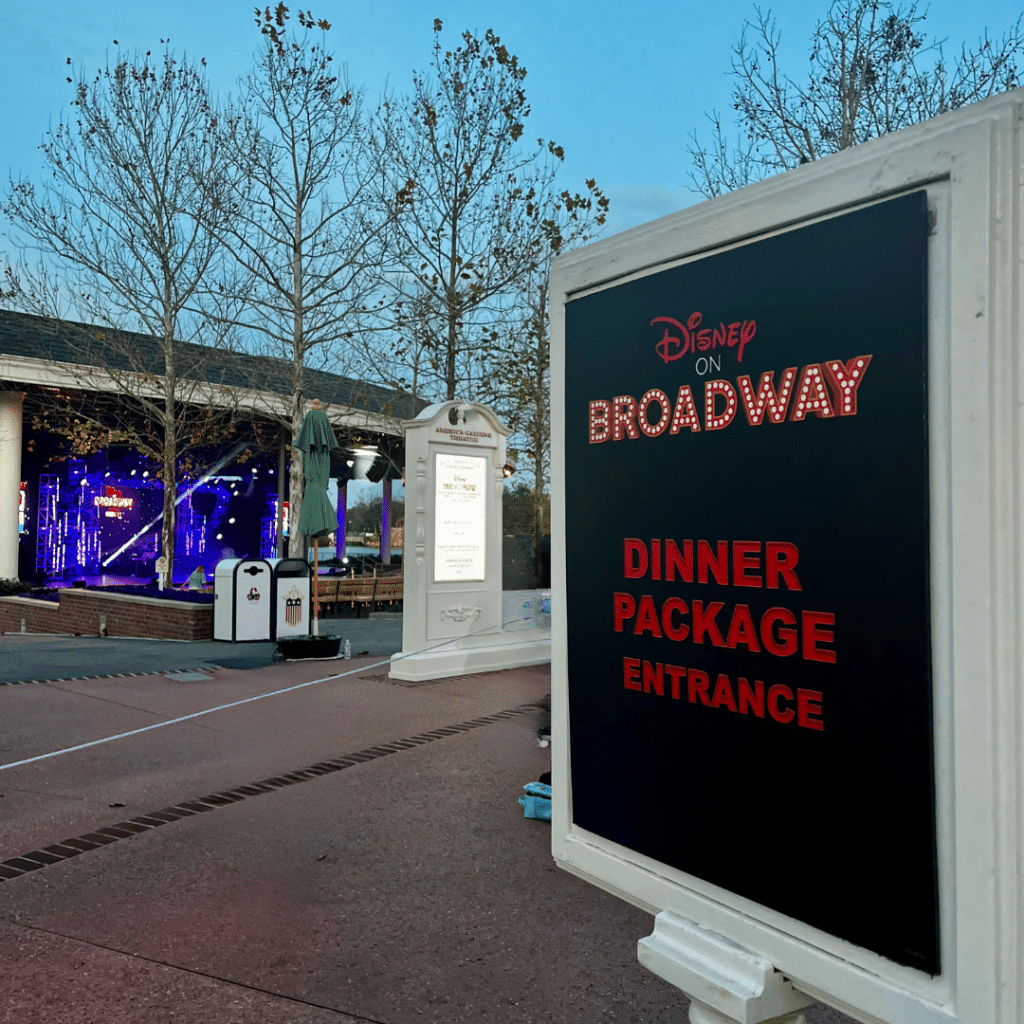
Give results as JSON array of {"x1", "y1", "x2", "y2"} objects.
[
  {"x1": 3, "y1": 0, "x2": 1021, "y2": 241},
  {"x1": 2, "y1": 1, "x2": 1020, "y2": 508}
]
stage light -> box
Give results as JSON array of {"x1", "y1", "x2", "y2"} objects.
[
  {"x1": 142, "y1": 471, "x2": 149, "y2": 478},
  {"x1": 130, "y1": 470, "x2": 137, "y2": 476},
  {"x1": 229, "y1": 517, "x2": 236, "y2": 524},
  {"x1": 216, "y1": 533, "x2": 223, "y2": 540}
]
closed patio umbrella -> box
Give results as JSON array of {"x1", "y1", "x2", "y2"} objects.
[{"x1": 296, "y1": 399, "x2": 339, "y2": 635}]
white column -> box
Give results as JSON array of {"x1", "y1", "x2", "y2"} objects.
[{"x1": 0, "y1": 391, "x2": 26, "y2": 581}]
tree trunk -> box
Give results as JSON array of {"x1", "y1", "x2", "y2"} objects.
[
  {"x1": 288, "y1": 403, "x2": 304, "y2": 558},
  {"x1": 162, "y1": 412, "x2": 177, "y2": 583},
  {"x1": 288, "y1": 208, "x2": 306, "y2": 558}
]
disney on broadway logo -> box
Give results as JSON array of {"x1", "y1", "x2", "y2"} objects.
[{"x1": 652, "y1": 312, "x2": 757, "y2": 365}]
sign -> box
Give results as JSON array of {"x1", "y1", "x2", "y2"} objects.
[
  {"x1": 563, "y1": 191, "x2": 938, "y2": 973},
  {"x1": 433, "y1": 452, "x2": 487, "y2": 583},
  {"x1": 431, "y1": 424, "x2": 498, "y2": 447},
  {"x1": 155, "y1": 556, "x2": 168, "y2": 573}
]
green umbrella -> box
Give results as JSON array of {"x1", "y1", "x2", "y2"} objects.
[{"x1": 296, "y1": 399, "x2": 339, "y2": 635}]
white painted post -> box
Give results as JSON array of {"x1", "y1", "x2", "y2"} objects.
[{"x1": 0, "y1": 391, "x2": 26, "y2": 581}]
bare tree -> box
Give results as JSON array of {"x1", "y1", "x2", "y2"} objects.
[
  {"x1": 365, "y1": 20, "x2": 608, "y2": 404},
  {"x1": 483, "y1": 183, "x2": 606, "y2": 582},
  {"x1": 690, "y1": 0, "x2": 1023, "y2": 197},
  {"x1": 211, "y1": 6, "x2": 392, "y2": 556},
  {"x1": 2, "y1": 49, "x2": 243, "y2": 580}
]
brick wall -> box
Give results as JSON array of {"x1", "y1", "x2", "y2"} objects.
[
  {"x1": 0, "y1": 597, "x2": 63, "y2": 635},
  {"x1": 0, "y1": 591, "x2": 213, "y2": 641}
]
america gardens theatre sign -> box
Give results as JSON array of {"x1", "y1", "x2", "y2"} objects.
[{"x1": 549, "y1": 93, "x2": 1024, "y2": 1024}]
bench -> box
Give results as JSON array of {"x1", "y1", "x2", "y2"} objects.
[{"x1": 316, "y1": 572, "x2": 403, "y2": 616}]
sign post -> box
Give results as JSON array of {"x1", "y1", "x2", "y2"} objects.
[
  {"x1": 390, "y1": 400, "x2": 549, "y2": 681},
  {"x1": 550, "y1": 92, "x2": 1023, "y2": 1024},
  {"x1": 155, "y1": 555, "x2": 168, "y2": 592}
]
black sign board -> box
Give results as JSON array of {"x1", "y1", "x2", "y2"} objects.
[{"x1": 563, "y1": 191, "x2": 938, "y2": 973}]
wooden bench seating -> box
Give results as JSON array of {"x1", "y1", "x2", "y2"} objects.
[{"x1": 315, "y1": 572, "x2": 403, "y2": 616}]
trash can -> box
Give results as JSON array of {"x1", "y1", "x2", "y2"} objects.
[
  {"x1": 213, "y1": 558, "x2": 273, "y2": 641},
  {"x1": 268, "y1": 557, "x2": 311, "y2": 639}
]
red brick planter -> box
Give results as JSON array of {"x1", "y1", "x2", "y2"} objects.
[{"x1": 0, "y1": 590, "x2": 213, "y2": 641}]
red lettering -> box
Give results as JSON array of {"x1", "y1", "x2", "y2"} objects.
[
  {"x1": 760, "y1": 607, "x2": 798, "y2": 657},
  {"x1": 724, "y1": 603, "x2": 761, "y2": 652},
  {"x1": 661, "y1": 597, "x2": 689, "y2": 641},
  {"x1": 634, "y1": 595, "x2": 663, "y2": 638},
  {"x1": 665, "y1": 664, "x2": 685, "y2": 699},
  {"x1": 651, "y1": 316, "x2": 692, "y2": 361},
  {"x1": 711, "y1": 673, "x2": 738, "y2": 712},
  {"x1": 704, "y1": 380, "x2": 737, "y2": 430},
  {"x1": 737, "y1": 678, "x2": 765, "y2": 717},
  {"x1": 726, "y1": 321, "x2": 740, "y2": 349},
  {"x1": 767, "y1": 684, "x2": 795, "y2": 723},
  {"x1": 688, "y1": 669, "x2": 711, "y2": 706},
  {"x1": 692, "y1": 600, "x2": 726, "y2": 646},
  {"x1": 801, "y1": 611, "x2": 836, "y2": 663},
  {"x1": 697, "y1": 540, "x2": 728, "y2": 585},
  {"x1": 789, "y1": 365, "x2": 834, "y2": 421},
  {"x1": 589, "y1": 399, "x2": 611, "y2": 443},
  {"x1": 737, "y1": 368, "x2": 796, "y2": 425},
  {"x1": 651, "y1": 539, "x2": 661, "y2": 580},
  {"x1": 613, "y1": 394, "x2": 640, "y2": 439},
  {"x1": 638, "y1": 388, "x2": 672, "y2": 436},
  {"x1": 765, "y1": 541, "x2": 801, "y2": 590},
  {"x1": 823, "y1": 355, "x2": 872, "y2": 417},
  {"x1": 798, "y1": 688, "x2": 824, "y2": 730},
  {"x1": 613, "y1": 592, "x2": 636, "y2": 632},
  {"x1": 643, "y1": 660, "x2": 664, "y2": 696},
  {"x1": 624, "y1": 539, "x2": 647, "y2": 579},
  {"x1": 665, "y1": 539, "x2": 693, "y2": 582},
  {"x1": 696, "y1": 328, "x2": 712, "y2": 351},
  {"x1": 669, "y1": 385, "x2": 702, "y2": 434},
  {"x1": 623, "y1": 657, "x2": 641, "y2": 691},
  {"x1": 732, "y1": 541, "x2": 762, "y2": 587}
]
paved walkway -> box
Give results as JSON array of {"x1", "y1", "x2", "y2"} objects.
[
  {"x1": 0, "y1": 616, "x2": 403, "y2": 684},
  {"x1": 0, "y1": 635, "x2": 857, "y2": 1024}
]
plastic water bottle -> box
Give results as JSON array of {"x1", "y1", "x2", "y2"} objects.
[{"x1": 344, "y1": 639, "x2": 351, "y2": 660}]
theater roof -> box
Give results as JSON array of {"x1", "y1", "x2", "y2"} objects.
[{"x1": 0, "y1": 308, "x2": 422, "y2": 434}]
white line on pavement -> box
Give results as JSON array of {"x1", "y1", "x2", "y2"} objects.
[{"x1": 0, "y1": 657, "x2": 392, "y2": 772}]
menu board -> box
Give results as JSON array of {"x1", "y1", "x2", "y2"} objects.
[{"x1": 434, "y1": 453, "x2": 487, "y2": 583}]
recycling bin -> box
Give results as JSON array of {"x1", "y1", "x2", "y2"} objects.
[
  {"x1": 268, "y1": 557, "x2": 312, "y2": 639},
  {"x1": 213, "y1": 558, "x2": 273, "y2": 641}
]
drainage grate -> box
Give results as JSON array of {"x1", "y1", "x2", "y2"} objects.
[
  {"x1": 0, "y1": 667, "x2": 224, "y2": 687},
  {"x1": 0, "y1": 699, "x2": 546, "y2": 883}
]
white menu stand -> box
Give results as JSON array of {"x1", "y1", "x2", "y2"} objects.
[{"x1": 390, "y1": 400, "x2": 550, "y2": 682}]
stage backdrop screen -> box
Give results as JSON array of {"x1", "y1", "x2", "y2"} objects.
[{"x1": 563, "y1": 190, "x2": 938, "y2": 974}]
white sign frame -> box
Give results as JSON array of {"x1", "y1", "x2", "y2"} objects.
[{"x1": 549, "y1": 92, "x2": 1023, "y2": 1024}]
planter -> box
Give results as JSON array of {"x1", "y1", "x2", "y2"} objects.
[{"x1": 277, "y1": 634, "x2": 342, "y2": 660}]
